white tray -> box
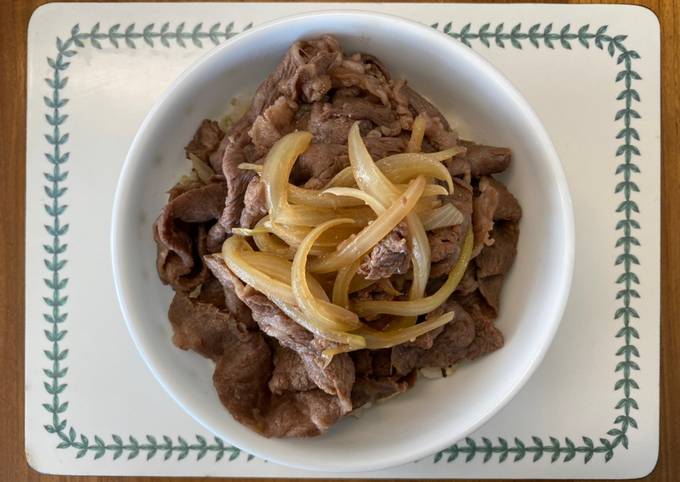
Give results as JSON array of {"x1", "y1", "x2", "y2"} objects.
[{"x1": 25, "y1": 3, "x2": 661, "y2": 478}]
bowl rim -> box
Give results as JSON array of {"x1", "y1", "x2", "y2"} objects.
[{"x1": 111, "y1": 8, "x2": 574, "y2": 473}]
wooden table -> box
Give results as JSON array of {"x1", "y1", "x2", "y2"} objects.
[{"x1": 2, "y1": 0, "x2": 676, "y2": 481}]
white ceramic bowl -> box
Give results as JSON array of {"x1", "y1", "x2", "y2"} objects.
[{"x1": 112, "y1": 10, "x2": 574, "y2": 473}]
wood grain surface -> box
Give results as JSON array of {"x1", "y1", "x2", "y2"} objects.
[{"x1": 1, "y1": 0, "x2": 675, "y2": 481}]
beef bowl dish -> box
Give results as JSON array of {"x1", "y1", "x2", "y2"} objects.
[
  {"x1": 113, "y1": 11, "x2": 573, "y2": 472},
  {"x1": 154, "y1": 35, "x2": 522, "y2": 438}
]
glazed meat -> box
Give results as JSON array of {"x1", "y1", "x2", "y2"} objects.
[{"x1": 153, "y1": 36, "x2": 521, "y2": 438}]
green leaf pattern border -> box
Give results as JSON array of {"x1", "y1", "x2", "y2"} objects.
[{"x1": 40, "y1": 20, "x2": 642, "y2": 465}]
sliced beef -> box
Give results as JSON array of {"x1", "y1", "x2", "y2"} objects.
[
  {"x1": 211, "y1": 326, "x2": 273, "y2": 434},
  {"x1": 282, "y1": 36, "x2": 343, "y2": 103},
  {"x1": 451, "y1": 177, "x2": 474, "y2": 216},
  {"x1": 456, "y1": 290, "x2": 498, "y2": 325},
  {"x1": 475, "y1": 221, "x2": 520, "y2": 278},
  {"x1": 217, "y1": 140, "x2": 257, "y2": 233},
  {"x1": 215, "y1": 36, "x2": 343, "y2": 231},
  {"x1": 358, "y1": 53, "x2": 391, "y2": 81},
  {"x1": 211, "y1": 326, "x2": 346, "y2": 438},
  {"x1": 400, "y1": 86, "x2": 459, "y2": 148},
  {"x1": 352, "y1": 283, "x2": 397, "y2": 324},
  {"x1": 429, "y1": 218, "x2": 470, "y2": 278},
  {"x1": 371, "y1": 349, "x2": 394, "y2": 378},
  {"x1": 446, "y1": 155, "x2": 471, "y2": 178},
  {"x1": 203, "y1": 255, "x2": 256, "y2": 329},
  {"x1": 206, "y1": 222, "x2": 228, "y2": 254},
  {"x1": 390, "y1": 324, "x2": 444, "y2": 376},
  {"x1": 422, "y1": 112, "x2": 458, "y2": 150},
  {"x1": 185, "y1": 119, "x2": 224, "y2": 163},
  {"x1": 264, "y1": 390, "x2": 345, "y2": 437},
  {"x1": 472, "y1": 182, "x2": 499, "y2": 258},
  {"x1": 351, "y1": 350, "x2": 374, "y2": 376},
  {"x1": 269, "y1": 345, "x2": 316, "y2": 394},
  {"x1": 390, "y1": 300, "x2": 501, "y2": 374},
  {"x1": 390, "y1": 345, "x2": 421, "y2": 377},
  {"x1": 291, "y1": 143, "x2": 349, "y2": 188},
  {"x1": 168, "y1": 292, "x2": 239, "y2": 360},
  {"x1": 306, "y1": 102, "x2": 362, "y2": 143},
  {"x1": 404, "y1": 85, "x2": 451, "y2": 130},
  {"x1": 351, "y1": 375, "x2": 414, "y2": 410},
  {"x1": 161, "y1": 181, "x2": 227, "y2": 223},
  {"x1": 364, "y1": 136, "x2": 408, "y2": 159},
  {"x1": 430, "y1": 257, "x2": 456, "y2": 281},
  {"x1": 299, "y1": 352, "x2": 355, "y2": 413},
  {"x1": 196, "y1": 275, "x2": 226, "y2": 309},
  {"x1": 456, "y1": 264, "x2": 479, "y2": 296},
  {"x1": 358, "y1": 226, "x2": 411, "y2": 280},
  {"x1": 205, "y1": 256, "x2": 355, "y2": 412},
  {"x1": 429, "y1": 227, "x2": 461, "y2": 264},
  {"x1": 477, "y1": 274, "x2": 504, "y2": 314},
  {"x1": 479, "y1": 176, "x2": 522, "y2": 222},
  {"x1": 465, "y1": 318, "x2": 504, "y2": 361},
  {"x1": 428, "y1": 178, "x2": 474, "y2": 276},
  {"x1": 390, "y1": 79, "x2": 415, "y2": 130},
  {"x1": 472, "y1": 177, "x2": 520, "y2": 260},
  {"x1": 154, "y1": 222, "x2": 207, "y2": 292},
  {"x1": 330, "y1": 59, "x2": 392, "y2": 106},
  {"x1": 458, "y1": 141, "x2": 512, "y2": 177},
  {"x1": 417, "y1": 304, "x2": 477, "y2": 368},
  {"x1": 248, "y1": 96, "x2": 297, "y2": 152},
  {"x1": 239, "y1": 176, "x2": 268, "y2": 228},
  {"x1": 154, "y1": 182, "x2": 227, "y2": 291},
  {"x1": 167, "y1": 180, "x2": 203, "y2": 202},
  {"x1": 328, "y1": 96, "x2": 401, "y2": 136}
]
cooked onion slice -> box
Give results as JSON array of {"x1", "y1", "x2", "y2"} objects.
[
  {"x1": 323, "y1": 187, "x2": 386, "y2": 213},
  {"x1": 274, "y1": 204, "x2": 375, "y2": 227},
  {"x1": 347, "y1": 123, "x2": 399, "y2": 205},
  {"x1": 417, "y1": 184, "x2": 449, "y2": 197},
  {"x1": 407, "y1": 114, "x2": 427, "y2": 153},
  {"x1": 362, "y1": 310, "x2": 454, "y2": 349},
  {"x1": 189, "y1": 153, "x2": 216, "y2": 183},
  {"x1": 379, "y1": 157, "x2": 454, "y2": 193},
  {"x1": 267, "y1": 221, "x2": 362, "y2": 253},
  {"x1": 348, "y1": 275, "x2": 376, "y2": 293},
  {"x1": 248, "y1": 216, "x2": 296, "y2": 259},
  {"x1": 220, "y1": 236, "x2": 359, "y2": 330},
  {"x1": 332, "y1": 259, "x2": 361, "y2": 308},
  {"x1": 326, "y1": 146, "x2": 463, "y2": 190},
  {"x1": 238, "y1": 162, "x2": 263, "y2": 174},
  {"x1": 324, "y1": 186, "x2": 445, "y2": 213},
  {"x1": 345, "y1": 122, "x2": 431, "y2": 322},
  {"x1": 380, "y1": 146, "x2": 466, "y2": 164},
  {"x1": 274, "y1": 300, "x2": 366, "y2": 350},
  {"x1": 415, "y1": 197, "x2": 443, "y2": 213},
  {"x1": 309, "y1": 175, "x2": 426, "y2": 273},
  {"x1": 288, "y1": 184, "x2": 365, "y2": 208},
  {"x1": 234, "y1": 218, "x2": 341, "y2": 256},
  {"x1": 421, "y1": 203, "x2": 465, "y2": 231},
  {"x1": 240, "y1": 163, "x2": 367, "y2": 208},
  {"x1": 404, "y1": 212, "x2": 431, "y2": 306},
  {"x1": 352, "y1": 228, "x2": 473, "y2": 317},
  {"x1": 231, "y1": 226, "x2": 269, "y2": 237},
  {"x1": 292, "y1": 219, "x2": 363, "y2": 331},
  {"x1": 262, "y1": 131, "x2": 313, "y2": 218},
  {"x1": 379, "y1": 279, "x2": 402, "y2": 297},
  {"x1": 247, "y1": 252, "x2": 329, "y2": 301},
  {"x1": 323, "y1": 311, "x2": 455, "y2": 357}
]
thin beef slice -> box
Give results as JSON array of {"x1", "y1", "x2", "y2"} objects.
[
  {"x1": 205, "y1": 255, "x2": 355, "y2": 412},
  {"x1": 154, "y1": 182, "x2": 227, "y2": 291}
]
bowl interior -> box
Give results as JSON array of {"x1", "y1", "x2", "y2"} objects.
[{"x1": 113, "y1": 11, "x2": 572, "y2": 473}]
